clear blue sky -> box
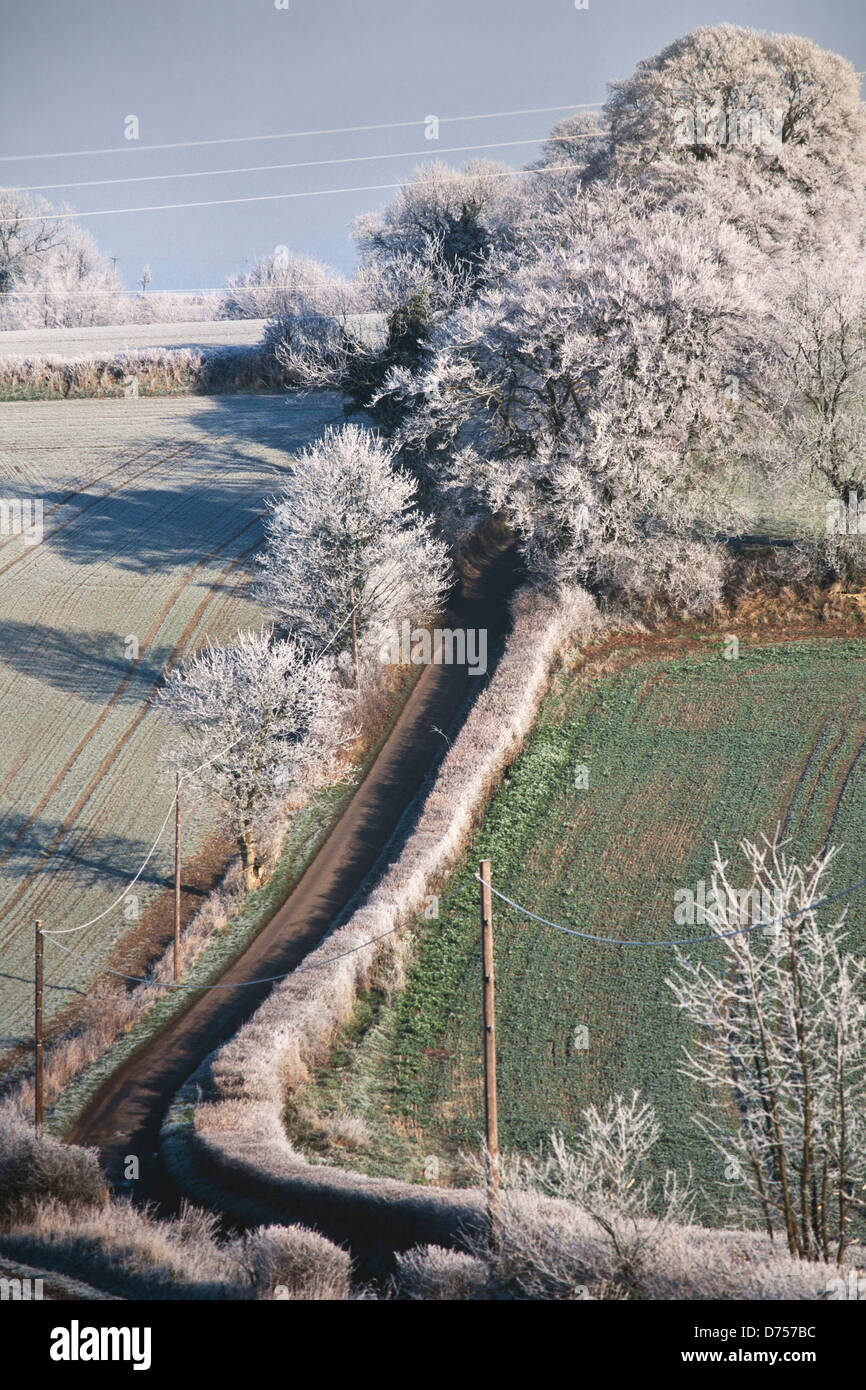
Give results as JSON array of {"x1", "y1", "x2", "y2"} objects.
[{"x1": 1, "y1": 0, "x2": 863, "y2": 293}]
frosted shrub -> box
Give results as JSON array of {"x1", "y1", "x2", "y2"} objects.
[
  {"x1": 0, "y1": 1108, "x2": 108, "y2": 1223},
  {"x1": 392, "y1": 1244, "x2": 490, "y2": 1300},
  {"x1": 238, "y1": 1224, "x2": 352, "y2": 1300}
]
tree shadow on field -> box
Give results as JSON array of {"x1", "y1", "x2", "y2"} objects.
[
  {"x1": 12, "y1": 394, "x2": 341, "y2": 579},
  {"x1": 35, "y1": 469, "x2": 269, "y2": 574},
  {"x1": 0, "y1": 619, "x2": 176, "y2": 703},
  {"x1": 184, "y1": 389, "x2": 346, "y2": 482},
  {"x1": 0, "y1": 807, "x2": 173, "y2": 895}
]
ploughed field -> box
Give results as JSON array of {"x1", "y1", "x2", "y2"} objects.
[
  {"x1": 0, "y1": 391, "x2": 339, "y2": 1066},
  {"x1": 298, "y1": 633, "x2": 866, "y2": 1214}
]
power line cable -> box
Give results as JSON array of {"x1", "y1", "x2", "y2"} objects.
[
  {"x1": 16, "y1": 133, "x2": 594, "y2": 195},
  {"x1": 16, "y1": 162, "x2": 580, "y2": 224},
  {"x1": 43, "y1": 876, "x2": 469, "y2": 989},
  {"x1": 0, "y1": 103, "x2": 602, "y2": 164},
  {"x1": 478, "y1": 874, "x2": 866, "y2": 948},
  {"x1": 41, "y1": 734, "x2": 248, "y2": 936},
  {"x1": 39, "y1": 864, "x2": 866, "y2": 992},
  {"x1": 40, "y1": 554, "x2": 434, "y2": 937}
]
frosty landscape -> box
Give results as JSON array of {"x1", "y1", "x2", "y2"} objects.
[{"x1": 0, "y1": 2, "x2": 865, "y2": 1354}]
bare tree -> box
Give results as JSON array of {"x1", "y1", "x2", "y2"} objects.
[
  {"x1": 771, "y1": 264, "x2": 866, "y2": 561},
  {"x1": 668, "y1": 836, "x2": 866, "y2": 1263},
  {"x1": 0, "y1": 190, "x2": 64, "y2": 298}
]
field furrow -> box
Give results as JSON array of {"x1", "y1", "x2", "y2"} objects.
[{"x1": 0, "y1": 393, "x2": 339, "y2": 1059}]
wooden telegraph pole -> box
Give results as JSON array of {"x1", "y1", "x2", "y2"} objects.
[
  {"x1": 173, "y1": 772, "x2": 182, "y2": 983},
  {"x1": 478, "y1": 859, "x2": 500, "y2": 1247},
  {"x1": 34, "y1": 920, "x2": 44, "y2": 1135}
]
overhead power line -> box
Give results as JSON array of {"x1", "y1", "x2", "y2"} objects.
[
  {"x1": 39, "y1": 560, "x2": 417, "y2": 939},
  {"x1": 0, "y1": 102, "x2": 602, "y2": 165},
  {"x1": 16, "y1": 133, "x2": 590, "y2": 195},
  {"x1": 16, "y1": 161, "x2": 578, "y2": 224},
  {"x1": 479, "y1": 874, "x2": 866, "y2": 948},
  {"x1": 43, "y1": 875, "x2": 470, "y2": 990},
  {"x1": 13, "y1": 160, "x2": 578, "y2": 225}
]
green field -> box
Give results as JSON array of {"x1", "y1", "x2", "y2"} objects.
[{"x1": 292, "y1": 632, "x2": 866, "y2": 1219}]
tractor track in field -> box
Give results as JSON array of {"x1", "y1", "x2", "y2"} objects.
[
  {"x1": 0, "y1": 522, "x2": 264, "y2": 943},
  {"x1": 0, "y1": 441, "x2": 199, "y2": 579},
  {"x1": 0, "y1": 394, "x2": 343, "y2": 1059},
  {"x1": 0, "y1": 436, "x2": 196, "y2": 529},
  {"x1": 0, "y1": 425, "x2": 262, "y2": 906}
]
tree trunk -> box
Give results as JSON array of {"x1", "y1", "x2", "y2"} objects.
[
  {"x1": 239, "y1": 831, "x2": 260, "y2": 892},
  {"x1": 349, "y1": 586, "x2": 362, "y2": 693}
]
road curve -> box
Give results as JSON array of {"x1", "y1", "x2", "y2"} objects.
[{"x1": 70, "y1": 531, "x2": 522, "y2": 1206}]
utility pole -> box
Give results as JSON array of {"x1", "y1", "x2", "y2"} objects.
[
  {"x1": 173, "y1": 773, "x2": 182, "y2": 982},
  {"x1": 34, "y1": 920, "x2": 44, "y2": 1136},
  {"x1": 479, "y1": 858, "x2": 500, "y2": 1247}
]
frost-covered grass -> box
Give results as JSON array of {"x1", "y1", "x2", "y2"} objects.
[
  {"x1": 296, "y1": 632, "x2": 866, "y2": 1218},
  {"x1": 0, "y1": 393, "x2": 341, "y2": 1069},
  {"x1": 0, "y1": 1106, "x2": 352, "y2": 1300},
  {"x1": 391, "y1": 1212, "x2": 864, "y2": 1301},
  {"x1": 0, "y1": 344, "x2": 277, "y2": 400}
]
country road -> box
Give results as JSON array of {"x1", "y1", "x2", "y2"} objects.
[{"x1": 70, "y1": 532, "x2": 523, "y2": 1212}]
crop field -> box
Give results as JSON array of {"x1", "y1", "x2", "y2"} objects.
[
  {"x1": 0, "y1": 319, "x2": 269, "y2": 361},
  {"x1": 0, "y1": 390, "x2": 341, "y2": 1067},
  {"x1": 297, "y1": 632, "x2": 866, "y2": 1215}
]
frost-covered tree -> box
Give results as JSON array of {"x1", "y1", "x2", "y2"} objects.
[
  {"x1": 606, "y1": 26, "x2": 866, "y2": 187},
  {"x1": 267, "y1": 234, "x2": 472, "y2": 419},
  {"x1": 0, "y1": 191, "x2": 64, "y2": 298},
  {"x1": 772, "y1": 264, "x2": 866, "y2": 530},
  {"x1": 466, "y1": 1093, "x2": 693, "y2": 1299},
  {"x1": 353, "y1": 160, "x2": 521, "y2": 307},
  {"x1": 221, "y1": 248, "x2": 355, "y2": 321},
  {"x1": 257, "y1": 424, "x2": 451, "y2": 688},
  {"x1": 600, "y1": 26, "x2": 866, "y2": 268},
  {"x1": 668, "y1": 837, "x2": 866, "y2": 1263},
  {"x1": 304, "y1": 161, "x2": 525, "y2": 420},
  {"x1": 537, "y1": 110, "x2": 609, "y2": 175},
  {"x1": 157, "y1": 630, "x2": 335, "y2": 889},
  {"x1": 0, "y1": 190, "x2": 122, "y2": 328},
  {"x1": 388, "y1": 198, "x2": 766, "y2": 607}
]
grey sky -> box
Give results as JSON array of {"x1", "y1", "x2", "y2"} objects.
[{"x1": 1, "y1": 0, "x2": 863, "y2": 292}]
